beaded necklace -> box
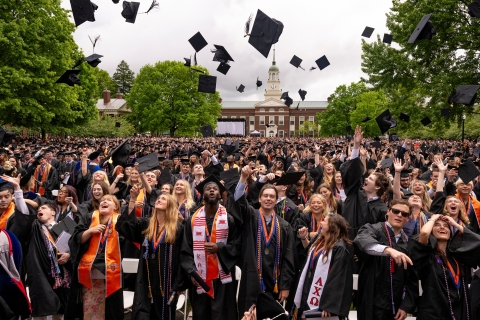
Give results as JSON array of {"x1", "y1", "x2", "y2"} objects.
[
  {"x1": 310, "y1": 213, "x2": 323, "y2": 233},
  {"x1": 256, "y1": 209, "x2": 281, "y2": 293}
]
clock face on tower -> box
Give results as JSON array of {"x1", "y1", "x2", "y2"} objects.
[{"x1": 271, "y1": 84, "x2": 276, "y2": 89}]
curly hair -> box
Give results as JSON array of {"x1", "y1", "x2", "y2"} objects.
[{"x1": 373, "y1": 172, "x2": 391, "y2": 201}]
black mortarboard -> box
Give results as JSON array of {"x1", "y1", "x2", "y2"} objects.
[
  {"x1": 370, "y1": 141, "x2": 381, "y2": 149},
  {"x1": 115, "y1": 122, "x2": 121, "y2": 128},
  {"x1": 399, "y1": 112, "x2": 410, "y2": 122},
  {"x1": 290, "y1": 55, "x2": 305, "y2": 70},
  {"x1": 298, "y1": 89, "x2": 307, "y2": 101},
  {"x1": 381, "y1": 157, "x2": 394, "y2": 169},
  {"x1": 248, "y1": 9, "x2": 284, "y2": 58},
  {"x1": 70, "y1": 0, "x2": 96, "y2": 27},
  {"x1": 458, "y1": 159, "x2": 480, "y2": 184},
  {"x1": 362, "y1": 116, "x2": 371, "y2": 122},
  {"x1": 0, "y1": 127, "x2": 15, "y2": 146},
  {"x1": 256, "y1": 292, "x2": 288, "y2": 320},
  {"x1": 212, "y1": 45, "x2": 234, "y2": 64},
  {"x1": 236, "y1": 84, "x2": 245, "y2": 93},
  {"x1": 375, "y1": 109, "x2": 397, "y2": 134},
  {"x1": 121, "y1": 1, "x2": 140, "y2": 23},
  {"x1": 198, "y1": 74, "x2": 217, "y2": 94},
  {"x1": 110, "y1": 139, "x2": 132, "y2": 166},
  {"x1": 51, "y1": 216, "x2": 77, "y2": 237},
  {"x1": 468, "y1": 0, "x2": 480, "y2": 18},
  {"x1": 315, "y1": 55, "x2": 330, "y2": 70},
  {"x1": 281, "y1": 92, "x2": 293, "y2": 107},
  {"x1": 407, "y1": 14, "x2": 436, "y2": 44},
  {"x1": 383, "y1": 33, "x2": 393, "y2": 44},
  {"x1": 137, "y1": 152, "x2": 158, "y2": 173},
  {"x1": 56, "y1": 70, "x2": 81, "y2": 86},
  {"x1": 158, "y1": 168, "x2": 172, "y2": 186},
  {"x1": 195, "y1": 175, "x2": 227, "y2": 195},
  {"x1": 276, "y1": 171, "x2": 304, "y2": 186},
  {"x1": 189, "y1": 32, "x2": 208, "y2": 53},
  {"x1": 420, "y1": 117, "x2": 432, "y2": 126},
  {"x1": 256, "y1": 77, "x2": 262, "y2": 89},
  {"x1": 400, "y1": 168, "x2": 412, "y2": 178},
  {"x1": 216, "y1": 63, "x2": 230, "y2": 75},
  {"x1": 441, "y1": 108, "x2": 451, "y2": 117},
  {"x1": 448, "y1": 85, "x2": 480, "y2": 106},
  {"x1": 362, "y1": 26, "x2": 375, "y2": 38},
  {"x1": 389, "y1": 133, "x2": 398, "y2": 142},
  {"x1": 280, "y1": 92, "x2": 289, "y2": 100},
  {"x1": 88, "y1": 150, "x2": 101, "y2": 160},
  {"x1": 219, "y1": 168, "x2": 240, "y2": 191},
  {"x1": 200, "y1": 125, "x2": 213, "y2": 137},
  {"x1": 84, "y1": 53, "x2": 103, "y2": 67}
]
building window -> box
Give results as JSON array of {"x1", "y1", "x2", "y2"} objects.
[
  {"x1": 290, "y1": 116, "x2": 295, "y2": 125},
  {"x1": 249, "y1": 116, "x2": 255, "y2": 126},
  {"x1": 222, "y1": 116, "x2": 227, "y2": 118},
  {"x1": 269, "y1": 116, "x2": 275, "y2": 124},
  {"x1": 260, "y1": 108, "x2": 265, "y2": 112},
  {"x1": 240, "y1": 116, "x2": 246, "y2": 119},
  {"x1": 231, "y1": 116, "x2": 236, "y2": 118},
  {"x1": 269, "y1": 108, "x2": 275, "y2": 112},
  {"x1": 309, "y1": 116, "x2": 314, "y2": 122},
  {"x1": 260, "y1": 116, "x2": 265, "y2": 125},
  {"x1": 299, "y1": 116, "x2": 305, "y2": 125},
  {"x1": 290, "y1": 130, "x2": 295, "y2": 137},
  {"x1": 279, "y1": 108, "x2": 284, "y2": 112},
  {"x1": 260, "y1": 130, "x2": 265, "y2": 137},
  {"x1": 279, "y1": 116, "x2": 284, "y2": 125},
  {"x1": 279, "y1": 130, "x2": 284, "y2": 137}
]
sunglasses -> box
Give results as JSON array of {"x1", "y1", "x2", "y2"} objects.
[{"x1": 391, "y1": 208, "x2": 410, "y2": 218}]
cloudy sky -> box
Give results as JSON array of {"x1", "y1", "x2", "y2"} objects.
[{"x1": 62, "y1": 0, "x2": 393, "y2": 101}]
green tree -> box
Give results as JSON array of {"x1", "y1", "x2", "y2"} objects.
[
  {"x1": 349, "y1": 90, "x2": 389, "y2": 137},
  {"x1": 92, "y1": 68, "x2": 117, "y2": 98},
  {"x1": 68, "y1": 116, "x2": 135, "y2": 137},
  {"x1": 317, "y1": 82, "x2": 369, "y2": 136},
  {"x1": 0, "y1": 0, "x2": 98, "y2": 135},
  {"x1": 113, "y1": 60, "x2": 135, "y2": 94},
  {"x1": 127, "y1": 60, "x2": 222, "y2": 137},
  {"x1": 296, "y1": 120, "x2": 319, "y2": 137}
]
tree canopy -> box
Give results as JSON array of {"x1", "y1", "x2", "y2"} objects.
[
  {"x1": 92, "y1": 68, "x2": 117, "y2": 98},
  {"x1": 68, "y1": 116, "x2": 136, "y2": 137},
  {"x1": 0, "y1": 0, "x2": 98, "y2": 132},
  {"x1": 113, "y1": 60, "x2": 135, "y2": 94},
  {"x1": 126, "y1": 60, "x2": 222, "y2": 137}
]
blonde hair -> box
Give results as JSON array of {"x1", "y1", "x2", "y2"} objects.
[
  {"x1": 443, "y1": 196, "x2": 470, "y2": 224},
  {"x1": 142, "y1": 194, "x2": 178, "y2": 244},
  {"x1": 99, "y1": 195, "x2": 120, "y2": 214},
  {"x1": 455, "y1": 178, "x2": 473, "y2": 188},
  {"x1": 91, "y1": 170, "x2": 110, "y2": 189},
  {"x1": 303, "y1": 194, "x2": 330, "y2": 219},
  {"x1": 126, "y1": 168, "x2": 143, "y2": 188},
  {"x1": 173, "y1": 179, "x2": 195, "y2": 210},
  {"x1": 411, "y1": 180, "x2": 432, "y2": 211}
]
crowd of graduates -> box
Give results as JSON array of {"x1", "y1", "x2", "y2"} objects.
[{"x1": 1, "y1": 128, "x2": 480, "y2": 320}]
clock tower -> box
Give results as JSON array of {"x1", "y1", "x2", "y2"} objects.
[{"x1": 264, "y1": 48, "x2": 282, "y2": 100}]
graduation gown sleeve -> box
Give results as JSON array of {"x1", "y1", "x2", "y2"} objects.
[{"x1": 216, "y1": 215, "x2": 242, "y2": 273}]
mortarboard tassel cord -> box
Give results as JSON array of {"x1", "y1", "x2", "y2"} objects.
[
  {"x1": 144, "y1": 0, "x2": 159, "y2": 14},
  {"x1": 244, "y1": 13, "x2": 253, "y2": 37},
  {"x1": 309, "y1": 67, "x2": 317, "y2": 71},
  {"x1": 88, "y1": 35, "x2": 100, "y2": 53}
]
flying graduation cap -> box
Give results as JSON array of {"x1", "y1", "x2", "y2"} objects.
[
  {"x1": 56, "y1": 70, "x2": 81, "y2": 86},
  {"x1": 121, "y1": 1, "x2": 140, "y2": 23},
  {"x1": 468, "y1": 0, "x2": 480, "y2": 18},
  {"x1": 184, "y1": 57, "x2": 204, "y2": 75},
  {"x1": 448, "y1": 85, "x2": 480, "y2": 106},
  {"x1": 256, "y1": 77, "x2": 262, "y2": 90},
  {"x1": 236, "y1": 84, "x2": 245, "y2": 93},
  {"x1": 246, "y1": 9, "x2": 284, "y2": 58},
  {"x1": 375, "y1": 109, "x2": 397, "y2": 134},
  {"x1": 281, "y1": 92, "x2": 293, "y2": 107},
  {"x1": 399, "y1": 112, "x2": 410, "y2": 123},
  {"x1": 362, "y1": 26, "x2": 375, "y2": 38},
  {"x1": 198, "y1": 74, "x2": 217, "y2": 94},
  {"x1": 362, "y1": 116, "x2": 371, "y2": 122},
  {"x1": 421, "y1": 116, "x2": 432, "y2": 126},
  {"x1": 70, "y1": 0, "x2": 97, "y2": 27},
  {"x1": 383, "y1": 34, "x2": 393, "y2": 44},
  {"x1": 290, "y1": 55, "x2": 305, "y2": 70},
  {"x1": 212, "y1": 45, "x2": 234, "y2": 74},
  {"x1": 296, "y1": 89, "x2": 307, "y2": 110},
  {"x1": 217, "y1": 63, "x2": 231, "y2": 75},
  {"x1": 441, "y1": 108, "x2": 451, "y2": 117},
  {"x1": 315, "y1": 55, "x2": 330, "y2": 71},
  {"x1": 72, "y1": 54, "x2": 103, "y2": 69},
  {"x1": 408, "y1": 14, "x2": 436, "y2": 44}
]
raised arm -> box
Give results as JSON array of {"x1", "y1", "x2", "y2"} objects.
[
  {"x1": 392, "y1": 158, "x2": 405, "y2": 200},
  {"x1": 433, "y1": 159, "x2": 447, "y2": 192}
]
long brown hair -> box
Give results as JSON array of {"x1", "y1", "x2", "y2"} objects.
[
  {"x1": 296, "y1": 169, "x2": 312, "y2": 200},
  {"x1": 311, "y1": 214, "x2": 351, "y2": 263},
  {"x1": 316, "y1": 183, "x2": 338, "y2": 213},
  {"x1": 92, "y1": 181, "x2": 111, "y2": 210},
  {"x1": 142, "y1": 194, "x2": 179, "y2": 244}
]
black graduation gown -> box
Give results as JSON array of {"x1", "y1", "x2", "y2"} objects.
[
  {"x1": 26, "y1": 220, "x2": 71, "y2": 317},
  {"x1": 408, "y1": 229, "x2": 480, "y2": 320},
  {"x1": 65, "y1": 212, "x2": 124, "y2": 320},
  {"x1": 296, "y1": 239, "x2": 353, "y2": 318},
  {"x1": 59, "y1": 160, "x2": 77, "y2": 186},
  {"x1": 115, "y1": 210, "x2": 188, "y2": 320},
  {"x1": 295, "y1": 212, "x2": 319, "y2": 268},
  {"x1": 180, "y1": 208, "x2": 241, "y2": 320},
  {"x1": 230, "y1": 195, "x2": 296, "y2": 314},
  {"x1": 275, "y1": 197, "x2": 300, "y2": 227},
  {"x1": 353, "y1": 222, "x2": 417, "y2": 320},
  {"x1": 36, "y1": 165, "x2": 59, "y2": 199},
  {"x1": 340, "y1": 157, "x2": 388, "y2": 239}
]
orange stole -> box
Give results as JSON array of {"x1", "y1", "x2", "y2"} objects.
[
  {"x1": 33, "y1": 164, "x2": 51, "y2": 196},
  {"x1": 0, "y1": 203, "x2": 15, "y2": 229},
  {"x1": 78, "y1": 211, "x2": 122, "y2": 297},
  {"x1": 456, "y1": 193, "x2": 480, "y2": 226}
]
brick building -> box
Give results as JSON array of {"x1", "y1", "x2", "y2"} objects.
[{"x1": 220, "y1": 50, "x2": 328, "y2": 137}]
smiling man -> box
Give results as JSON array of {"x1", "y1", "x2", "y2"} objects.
[{"x1": 353, "y1": 199, "x2": 417, "y2": 320}]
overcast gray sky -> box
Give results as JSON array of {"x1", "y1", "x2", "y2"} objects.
[{"x1": 61, "y1": 0, "x2": 393, "y2": 101}]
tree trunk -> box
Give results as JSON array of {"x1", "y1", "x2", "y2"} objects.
[
  {"x1": 170, "y1": 128, "x2": 175, "y2": 137},
  {"x1": 41, "y1": 128, "x2": 46, "y2": 140}
]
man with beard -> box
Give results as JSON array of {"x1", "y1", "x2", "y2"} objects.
[{"x1": 180, "y1": 175, "x2": 241, "y2": 320}]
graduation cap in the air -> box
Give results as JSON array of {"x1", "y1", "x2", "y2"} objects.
[
  {"x1": 389, "y1": 134, "x2": 399, "y2": 142},
  {"x1": 0, "y1": 126, "x2": 15, "y2": 146},
  {"x1": 362, "y1": 116, "x2": 371, "y2": 122},
  {"x1": 296, "y1": 89, "x2": 307, "y2": 110},
  {"x1": 121, "y1": 1, "x2": 140, "y2": 23},
  {"x1": 217, "y1": 63, "x2": 231, "y2": 75},
  {"x1": 256, "y1": 77, "x2": 262, "y2": 90},
  {"x1": 275, "y1": 171, "x2": 305, "y2": 186},
  {"x1": 51, "y1": 216, "x2": 77, "y2": 238},
  {"x1": 381, "y1": 157, "x2": 394, "y2": 169},
  {"x1": 468, "y1": 0, "x2": 480, "y2": 18},
  {"x1": 137, "y1": 152, "x2": 158, "y2": 173},
  {"x1": 188, "y1": 33, "x2": 208, "y2": 67},
  {"x1": 246, "y1": 9, "x2": 284, "y2": 58},
  {"x1": 315, "y1": 55, "x2": 330, "y2": 70},
  {"x1": 212, "y1": 45, "x2": 234, "y2": 64},
  {"x1": 236, "y1": 84, "x2": 245, "y2": 93},
  {"x1": 219, "y1": 168, "x2": 240, "y2": 191},
  {"x1": 375, "y1": 109, "x2": 397, "y2": 134},
  {"x1": 73, "y1": 54, "x2": 103, "y2": 69},
  {"x1": 290, "y1": 55, "x2": 305, "y2": 70},
  {"x1": 110, "y1": 139, "x2": 132, "y2": 166},
  {"x1": 56, "y1": 70, "x2": 81, "y2": 86},
  {"x1": 448, "y1": 85, "x2": 480, "y2": 106},
  {"x1": 200, "y1": 125, "x2": 213, "y2": 137},
  {"x1": 441, "y1": 108, "x2": 450, "y2": 117},
  {"x1": 115, "y1": 122, "x2": 121, "y2": 128},
  {"x1": 420, "y1": 117, "x2": 432, "y2": 126},
  {"x1": 362, "y1": 26, "x2": 375, "y2": 38},
  {"x1": 256, "y1": 292, "x2": 289, "y2": 320},
  {"x1": 458, "y1": 159, "x2": 480, "y2": 184},
  {"x1": 399, "y1": 113, "x2": 410, "y2": 123},
  {"x1": 195, "y1": 175, "x2": 227, "y2": 195},
  {"x1": 407, "y1": 14, "x2": 436, "y2": 44},
  {"x1": 281, "y1": 92, "x2": 293, "y2": 107},
  {"x1": 383, "y1": 34, "x2": 393, "y2": 44},
  {"x1": 70, "y1": 0, "x2": 97, "y2": 27},
  {"x1": 183, "y1": 56, "x2": 204, "y2": 75},
  {"x1": 198, "y1": 74, "x2": 217, "y2": 94}
]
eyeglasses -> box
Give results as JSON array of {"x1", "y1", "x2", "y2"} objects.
[
  {"x1": 391, "y1": 208, "x2": 410, "y2": 218},
  {"x1": 58, "y1": 190, "x2": 68, "y2": 194}
]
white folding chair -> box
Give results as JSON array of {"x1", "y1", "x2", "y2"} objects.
[
  {"x1": 235, "y1": 266, "x2": 242, "y2": 303},
  {"x1": 121, "y1": 258, "x2": 139, "y2": 312}
]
